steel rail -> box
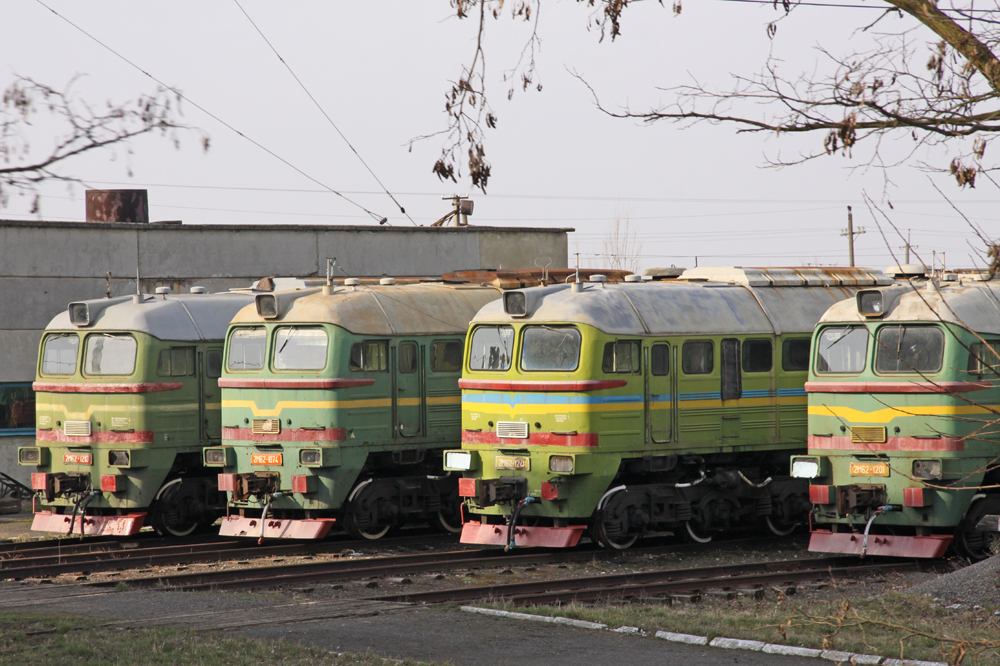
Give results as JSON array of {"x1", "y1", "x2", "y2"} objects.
[
  {"x1": 371, "y1": 559, "x2": 918, "y2": 605},
  {"x1": 505, "y1": 562, "x2": 917, "y2": 606},
  {"x1": 0, "y1": 533, "x2": 460, "y2": 580},
  {"x1": 86, "y1": 539, "x2": 776, "y2": 591}
]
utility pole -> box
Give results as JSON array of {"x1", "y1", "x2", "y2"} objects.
[
  {"x1": 841, "y1": 206, "x2": 865, "y2": 267},
  {"x1": 900, "y1": 230, "x2": 917, "y2": 264}
]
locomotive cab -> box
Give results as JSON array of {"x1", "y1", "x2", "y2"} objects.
[
  {"x1": 804, "y1": 275, "x2": 1000, "y2": 560},
  {"x1": 451, "y1": 267, "x2": 892, "y2": 549}
]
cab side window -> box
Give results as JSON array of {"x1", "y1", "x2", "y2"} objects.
[
  {"x1": 602, "y1": 341, "x2": 640, "y2": 374},
  {"x1": 349, "y1": 341, "x2": 388, "y2": 372},
  {"x1": 681, "y1": 341, "x2": 713, "y2": 375},
  {"x1": 157, "y1": 347, "x2": 196, "y2": 377}
]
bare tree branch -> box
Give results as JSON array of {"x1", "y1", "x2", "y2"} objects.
[{"x1": 0, "y1": 76, "x2": 201, "y2": 210}]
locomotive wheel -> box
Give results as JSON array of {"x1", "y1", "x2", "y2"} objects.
[
  {"x1": 682, "y1": 520, "x2": 713, "y2": 544},
  {"x1": 150, "y1": 478, "x2": 204, "y2": 537},
  {"x1": 344, "y1": 479, "x2": 394, "y2": 540},
  {"x1": 592, "y1": 520, "x2": 638, "y2": 550},
  {"x1": 956, "y1": 498, "x2": 1000, "y2": 561},
  {"x1": 764, "y1": 515, "x2": 799, "y2": 537},
  {"x1": 345, "y1": 510, "x2": 392, "y2": 540},
  {"x1": 430, "y1": 486, "x2": 464, "y2": 534},
  {"x1": 592, "y1": 485, "x2": 638, "y2": 550}
]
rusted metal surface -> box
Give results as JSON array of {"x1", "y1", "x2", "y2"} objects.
[
  {"x1": 85, "y1": 190, "x2": 149, "y2": 224},
  {"x1": 231, "y1": 282, "x2": 503, "y2": 335},
  {"x1": 819, "y1": 279, "x2": 1000, "y2": 335},
  {"x1": 471, "y1": 267, "x2": 891, "y2": 336}
]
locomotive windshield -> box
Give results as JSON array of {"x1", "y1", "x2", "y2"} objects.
[
  {"x1": 84, "y1": 334, "x2": 137, "y2": 376},
  {"x1": 874, "y1": 325, "x2": 944, "y2": 373},
  {"x1": 521, "y1": 326, "x2": 581, "y2": 372},
  {"x1": 273, "y1": 327, "x2": 328, "y2": 370},
  {"x1": 815, "y1": 326, "x2": 868, "y2": 374},
  {"x1": 228, "y1": 327, "x2": 266, "y2": 371},
  {"x1": 41, "y1": 333, "x2": 80, "y2": 375},
  {"x1": 469, "y1": 325, "x2": 514, "y2": 371}
]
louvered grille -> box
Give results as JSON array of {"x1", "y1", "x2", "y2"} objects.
[
  {"x1": 252, "y1": 419, "x2": 281, "y2": 435},
  {"x1": 850, "y1": 426, "x2": 887, "y2": 444},
  {"x1": 63, "y1": 421, "x2": 92, "y2": 437},
  {"x1": 496, "y1": 421, "x2": 529, "y2": 439}
]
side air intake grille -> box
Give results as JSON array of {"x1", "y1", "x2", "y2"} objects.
[
  {"x1": 851, "y1": 426, "x2": 887, "y2": 444},
  {"x1": 496, "y1": 421, "x2": 529, "y2": 439},
  {"x1": 64, "y1": 421, "x2": 92, "y2": 437}
]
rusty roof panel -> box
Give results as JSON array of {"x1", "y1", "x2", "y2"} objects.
[{"x1": 677, "y1": 266, "x2": 894, "y2": 287}]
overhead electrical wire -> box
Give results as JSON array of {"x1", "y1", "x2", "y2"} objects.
[
  {"x1": 233, "y1": 0, "x2": 416, "y2": 226},
  {"x1": 34, "y1": 0, "x2": 388, "y2": 224}
]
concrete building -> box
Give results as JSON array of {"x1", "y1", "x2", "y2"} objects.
[{"x1": 0, "y1": 218, "x2": 570, "y2": 483}]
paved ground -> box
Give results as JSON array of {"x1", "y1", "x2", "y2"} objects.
[{"x1": 2, "y1": 582, "x2": 823, "y2": 666}]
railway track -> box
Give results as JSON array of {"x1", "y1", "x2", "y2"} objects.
[
  {"x1": 371, "y1": 557, "x2": 921, "y2": 606},
  {"x1": 69, "y1": 536, "x2": 835, "y2": 593},
  {"x1": 0, "y1": 532, "x2": 458, "y2": 580}
]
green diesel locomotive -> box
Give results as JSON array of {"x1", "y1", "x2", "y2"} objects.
[
  {"x1": 795, "y1": 273, "x2": 1000, "y2": 560},
  {"x1": 205, "y1": 278, "x2": 506, "y2": 540},
  {"x1": 19, "y1": 287, "x2": 255, "y2": 536},
  {"x1": 446, "y1": 267, "x2": 892, "y2": 549}
]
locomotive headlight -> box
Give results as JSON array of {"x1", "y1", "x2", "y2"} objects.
[
  {"x1": 912, "y1": 459, "x2": 943, "y2": 480},
  {"x1": 18, "y1": 447, "x2": 48, "y2": 466},
  {"x1": 444, "y1": 450, "x2": 473, "y2": 471},
  {"x1": 255, "y1": 294, "x2": 279, "y2": 319},
  {"x1": 503, "y1": 292, "x2": 527, "y2": 317},
  {"x1": 791, "y1": 456, "x2": 823, "y2": 478},
  {"x1": 299, "y1": 449, "x2": 323, "y2": 467},
  {"x1": 68, "y1": 302, "x2": 91, "y2": 326},
  {"x1": 204, "y1": 447, "x2": 232, "y2": 466},
  {"x1": 548, "y1": 455, "x2": 575, "y2": 473},
  {"x1": 857, "y1": 291, "x2": 884, "y2": 317},
  {"x1": 108, "y1": 450, "x2": 131, "y2": 467}
]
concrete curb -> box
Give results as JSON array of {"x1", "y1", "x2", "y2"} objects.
[{"x1": 460, "y1": 606, "x2": 949, "y2": 666}]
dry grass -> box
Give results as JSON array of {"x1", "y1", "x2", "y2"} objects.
[{"x1": 483, "y1": 591, "x2": 1000, "y2": 665}]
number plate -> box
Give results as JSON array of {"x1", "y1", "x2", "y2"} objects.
[
  {"x1": 63, "y1": 453, "x2": 93, "y2": 465},
  {"x1": 849, "y1": 462, "x2": 889, "y2": 477},
  {"x1": 251, "y1": 453, "x2": 283, "y2": 466},
  {"x1": 495, "y1": 456, "x2": 530, "y2": 471}
]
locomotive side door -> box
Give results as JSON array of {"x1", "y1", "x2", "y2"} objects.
[
  {"x1": 645, "y1": 341, "x2": 671, "y2": 442},
  {"x1": 393, "y1": 340, "x2": 422, "y2": 437},
  {"x1": 202, "y1": 348, "x2": 224, "y2": 441}
]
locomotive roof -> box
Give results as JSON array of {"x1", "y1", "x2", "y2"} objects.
[
  {"x1": 231, "y1": 282, "x2": 502, "y2": 335},
  {"x1": 472, "y1": 275, "x2": 886, "y2": 336},
  {"x1": 45, "y1": 292, "x2": 257, "y2": 341},
  {"x1": 819, "y1": 279, "x2": 1000, "y2": 335}
]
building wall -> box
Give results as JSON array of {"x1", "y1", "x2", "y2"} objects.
[{"x1": 0, "y1": 220, "x2": 570, "y2": 481}]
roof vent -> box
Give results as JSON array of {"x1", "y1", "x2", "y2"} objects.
[
  {"x1": 344, "y1": 278, "x2": 361, "y2": 287},
  {"x1": 589, "y1": 275, "x2": 607, "y2": 283},
  {"x1": 624, "y1": 274, "x2": 642, "y2": 282},
  {"x1": 885, "y1": 264, "x2": 928, "y2": 279},
  {"x1": 190, "y1": 286, "x2": 207, "y2": 294},
  {"x1": 155, "y1": 287, "x2": 171, "y2": 295},
  {"x1": 942, "y1": 273, "x2": 958, "y2": 282},
  {"x1": 379, "y1": 277, "x2": 396, "y2": 286}
]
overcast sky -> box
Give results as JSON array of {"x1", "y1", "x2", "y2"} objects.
[{"x1": 2, "y1": 1, "x2": 995, "y2": 273}]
